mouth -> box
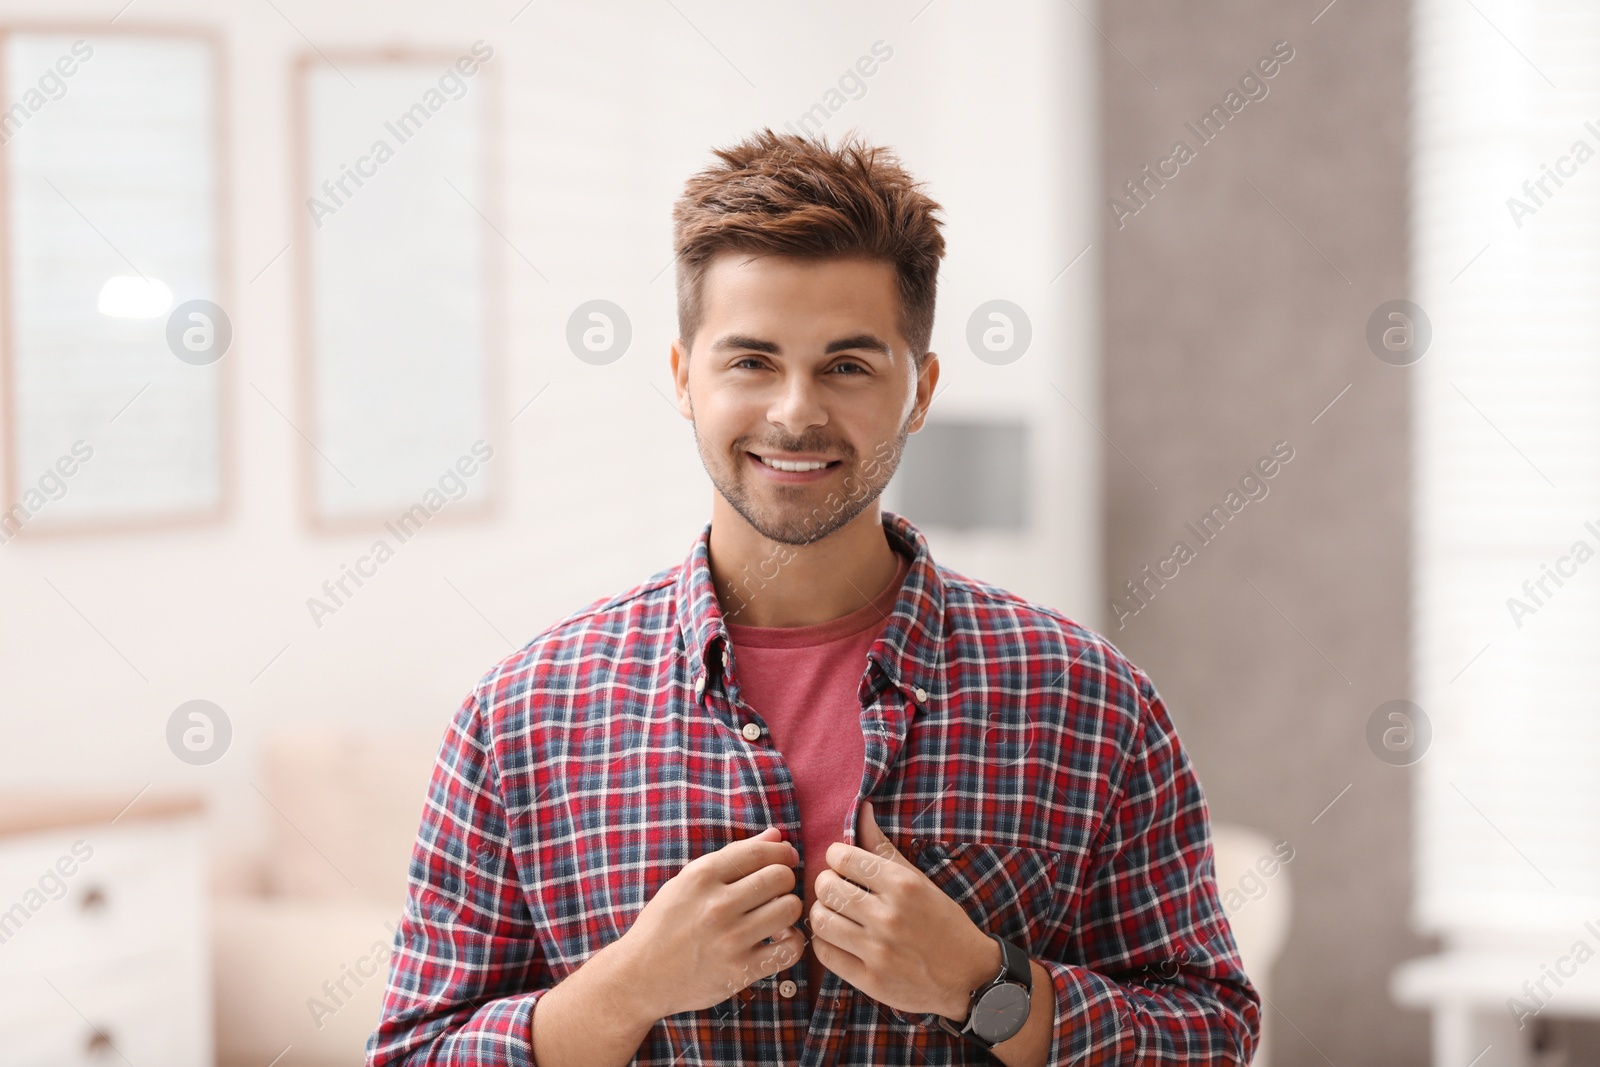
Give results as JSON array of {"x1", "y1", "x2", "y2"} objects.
[{"x1": 747, "y1": 451, "x2": 842, "y2": 483}]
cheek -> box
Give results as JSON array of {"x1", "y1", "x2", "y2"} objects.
[{"x1": 710, "y1": 408, "x2": 764, "y2": 453}]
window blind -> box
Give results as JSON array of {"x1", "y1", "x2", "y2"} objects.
[{"x1": 1412, "y1": 0, "x2": 1600, "y2": 938}]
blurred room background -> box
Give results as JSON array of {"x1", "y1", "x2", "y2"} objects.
[{"x1": 0, "y1": 0, "x2": 1592, "y2": 1064}]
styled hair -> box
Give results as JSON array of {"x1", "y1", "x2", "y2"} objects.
[{"x1": 671, "y1": 126, "x2": 946, "y2": 366}]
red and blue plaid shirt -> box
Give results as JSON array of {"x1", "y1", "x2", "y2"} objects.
[{"x1": 368, "y1": 509, "x2": 1261, "y2": 1065}]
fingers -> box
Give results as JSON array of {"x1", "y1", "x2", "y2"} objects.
[
  {"x1": 814, "y1": 867, "x2": 872, "y2": 917},
  {"x1": 739, "y1": 888, "x2": 803, "y2": 945},
  {"x1": 808, "y1": 890, "x2": 867, "y2": 956},
  {"x1": 714, "y1": 858, "x2": 796, "y2": 930},
  {"x1": 711, "y1": 831, "x2": 799, "y2": 885},
  {"x1": 736, "y1": 895, "x2": 804, "y2": 990},
  {"x1": 751, "y1": 859, "x2": 798, "y2": 897},
  {"x1": 746, "y1": 925, "x2": 803, "y2": 980},
  {"x1": 824, "y1": 839, "x2": 900, "y2": 890}
]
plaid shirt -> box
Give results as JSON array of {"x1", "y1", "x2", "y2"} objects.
[{"x1": 368, "y1": 509, "x2": 1261, "y2": 1065}]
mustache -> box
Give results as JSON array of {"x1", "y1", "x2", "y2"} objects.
[{"x1": 746, "y1": 443, "x2": 848, "y2": 454}]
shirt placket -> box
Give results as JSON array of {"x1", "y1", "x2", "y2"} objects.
[{"x1": 696, "y1": 639, "x2": 813, "y2": 1045}]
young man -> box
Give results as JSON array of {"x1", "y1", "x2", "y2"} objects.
[{"x1": 369, "y1": 128, "x2": 1260, "y2": 1066}]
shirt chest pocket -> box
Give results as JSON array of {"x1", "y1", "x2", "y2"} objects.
[{"x1": 910, "y1": 839, "x2": 1064, "y2": 956}]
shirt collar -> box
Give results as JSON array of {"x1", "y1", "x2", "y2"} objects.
[{"x1": 674, "y1": 508, "x2": 946, "y2": 710}]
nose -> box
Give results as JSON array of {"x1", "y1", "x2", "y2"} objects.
[{"x1": 766, "y1": 373, "x2": 829, "y2": 436}]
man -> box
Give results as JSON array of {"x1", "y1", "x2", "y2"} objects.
[{"x1": 369, "y1": 127, "x2": 1260, "y2": 1066}]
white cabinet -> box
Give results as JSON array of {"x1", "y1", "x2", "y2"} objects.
[{"x1": 0, "y1": 796, "x2": 210, "y2": 1067}]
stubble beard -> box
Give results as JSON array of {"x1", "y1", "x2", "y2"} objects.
[{"x1": 692, "y1": 406, "x2": 913, "y2": 548}]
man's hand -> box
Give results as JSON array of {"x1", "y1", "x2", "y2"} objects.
[
  {"x1": 808, "y1": 800, "x2": 1000, "y2": 1021},
  {"x1": 618, "y1": 825, "x2": 805, "y2": 1020}
]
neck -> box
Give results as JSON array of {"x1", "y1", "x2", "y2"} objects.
[{"x1": 708, "y1": 498, "x2": 901, "y2": 628}]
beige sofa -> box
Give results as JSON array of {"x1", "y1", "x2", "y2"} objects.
[
  {"x1": 211, "y1": 730, "x2": 440, "y2": 1067},
  {"x1": 213, "y1": 730, "x2": 1288, "y2": 1066}
]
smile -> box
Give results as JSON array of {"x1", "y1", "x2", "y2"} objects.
[{"x1": 747, "y1": 452, "x2": 841, "y2": 481}]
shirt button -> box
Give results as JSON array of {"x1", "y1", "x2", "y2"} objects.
[
  {"x1": 694, "y1": 675, "x2": 706, "y2": 696},
  {"x1": 741, "y1": 721, "x2": 762, "y2": 741},
  {"x1": 778, "y1": 979, "x2": 797, "y2": 998},
  {"x1": 914, "y1": 686, "x2": 928, "y2": 703}
]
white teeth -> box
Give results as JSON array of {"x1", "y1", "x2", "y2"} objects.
[{"x1": 757, "y1": 455, "x2": 830, "y2": 472}]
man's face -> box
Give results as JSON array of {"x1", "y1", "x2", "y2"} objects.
[{"x1": 671, "y1": 252, "x2": 938, "y2": 546}]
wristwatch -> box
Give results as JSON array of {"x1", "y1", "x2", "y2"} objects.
[{"x1": 935, "y1": 932, "x2": 1033, "y2": 1049}]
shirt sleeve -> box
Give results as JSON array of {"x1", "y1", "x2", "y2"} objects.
[
  {"x1": 1040, "y1": 666, "x2": 1263, "y2": 1064},
  {"x1": 367, "y1": 689, "x2": 551, "y2": 1066}
]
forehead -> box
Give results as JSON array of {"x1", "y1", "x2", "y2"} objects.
[{"x1": 699, "y1": 252, "x2": 901, "y2": 336}]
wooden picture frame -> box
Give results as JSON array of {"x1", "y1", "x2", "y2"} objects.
[
  {"x1": 290, "y1": 46, "x2": 504, "y2": 535},
  {"x1": 0, "y1": 23, "x2": 232, "y2": 540}
]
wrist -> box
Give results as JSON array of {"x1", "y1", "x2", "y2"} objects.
[
  {"x1": 942, "y1": 928, "x2": 1002, "y2": 1023},
  {"x1": 592, "y1": 931, "x2": 665, "y2": 1030}
]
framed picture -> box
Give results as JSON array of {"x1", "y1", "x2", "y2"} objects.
[
  {"x1": 0, "y1": 25, "x2": 230, "y2": 538},
  {"x1": 291, "y1": 46, "x2": 503, "y2": 533}
]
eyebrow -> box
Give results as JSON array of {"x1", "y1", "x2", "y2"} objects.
[{"x1": 709, "y1": 333, "x2": 892, "y2": 358}]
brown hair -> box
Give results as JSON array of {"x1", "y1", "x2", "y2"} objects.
[{"x1": 671, "y1": 126, "x2": 946, "y2": 366}]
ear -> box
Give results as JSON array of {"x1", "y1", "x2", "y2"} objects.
[
  {"x1": 670, "y1": 339, "x2": 693, "y2": 419},
  {"x1": 907, "y1": 352, "x2": 939, "y2": 433}
]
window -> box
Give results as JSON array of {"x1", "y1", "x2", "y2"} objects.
[{"x1": 1412, "y1": 0, "x2": 1600, "y2": 938}]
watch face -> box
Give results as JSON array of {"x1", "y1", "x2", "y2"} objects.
[{"x1": 972, "y1": 983, "x2": 1030, "y2": 1043}]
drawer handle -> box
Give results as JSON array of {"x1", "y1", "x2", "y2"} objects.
[
  {"x1": 85, "y1": 1027, "x2": 115, "y2": 1055},
  {"x1": 79, "y1": 885, "x2": 107, "y2": 912}
]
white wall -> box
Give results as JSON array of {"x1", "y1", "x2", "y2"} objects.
[{"x1": 0, "y1": 0, "x2": 1098, "y2": 867}]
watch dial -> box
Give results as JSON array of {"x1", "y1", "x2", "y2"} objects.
[{"x1": 973, "y1": 984, "x2": 1030, "y2": 1042}]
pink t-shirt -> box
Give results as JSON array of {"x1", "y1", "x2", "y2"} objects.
[{"x1": 721, "y1": 545, "x2": 911, "y2": 1012}]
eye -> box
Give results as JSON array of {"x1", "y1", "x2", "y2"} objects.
[{"x1": 730, "y1": 357, "x2": 868, "y2": 374}]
